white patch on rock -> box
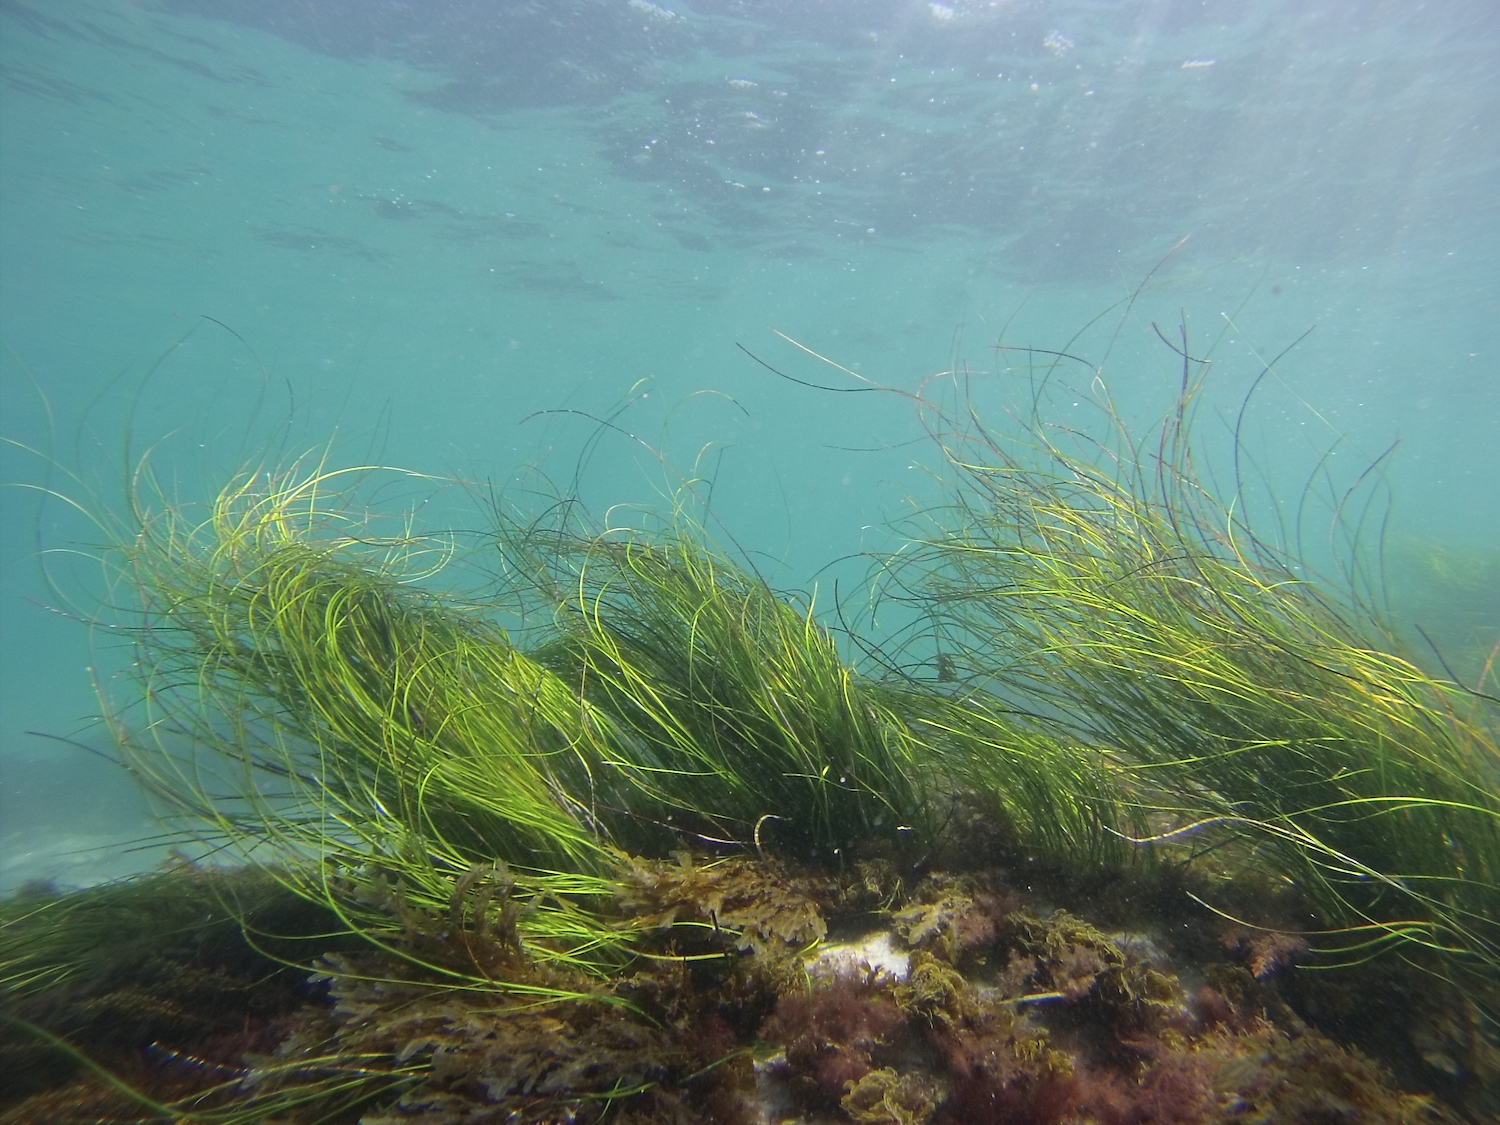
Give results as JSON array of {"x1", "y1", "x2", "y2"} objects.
[{"x1": 804, "y1": 929, "x2": 910, "y2": 983}]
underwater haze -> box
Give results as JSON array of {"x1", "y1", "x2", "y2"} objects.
[{"x1": 1, "y1": 0, "x2": 1497, "y2": 892}]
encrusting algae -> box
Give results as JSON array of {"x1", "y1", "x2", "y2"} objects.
[{"x1": 2, "y1": 317, "x2": 1497, "y2": 1123}]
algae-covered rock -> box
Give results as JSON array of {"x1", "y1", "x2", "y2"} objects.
[
  {"x1": 842, "y1": 1066, "x2": 941, "y2": 1125},
  {"x1": 2, "y1": 850, "x2": 1477, "y2": 1124},
  {"x1": 619, "y1": 851, "x2": 833, "y2": 957}
]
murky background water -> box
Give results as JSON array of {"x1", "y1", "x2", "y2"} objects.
[{"x1": 2, "y1": 0, "x2": 1496, "y2": 890}]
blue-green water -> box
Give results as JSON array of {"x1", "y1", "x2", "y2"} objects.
[{"x1": 1, "y1": 0, "x2": 1496, "y2": 891}]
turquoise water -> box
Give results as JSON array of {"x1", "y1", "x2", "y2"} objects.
[{"x1": 1, "y1": 0, "x2": 1495, "y2": 890}]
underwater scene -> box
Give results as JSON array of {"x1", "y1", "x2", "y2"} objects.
[{"x1": 1, "y1": 1, "x2": 1497, "y2": 1122}]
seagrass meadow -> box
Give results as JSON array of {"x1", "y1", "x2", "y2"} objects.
[{"x1": 2, "y1": 336, "x2": 1497, "y2": 1125}]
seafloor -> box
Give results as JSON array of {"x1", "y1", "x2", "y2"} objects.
[{"x1": 3, "y1": 828, "x2": 1495, "y2": 1125}]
